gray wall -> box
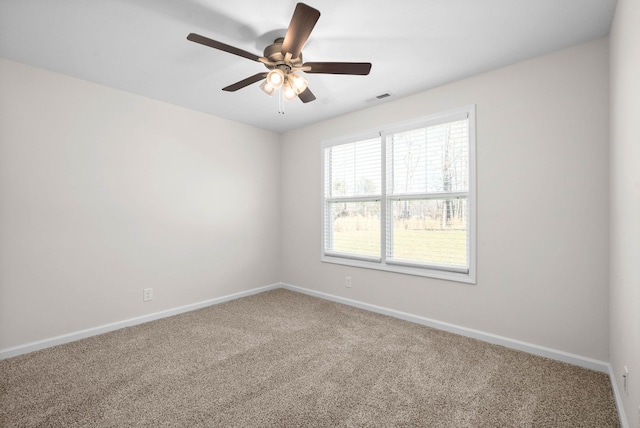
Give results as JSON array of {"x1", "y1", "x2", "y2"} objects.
[
  {"x1": 0, "y1": 59, "x2": 281, "y2": 350},
  {"x1": 610, "y1": 0, "x2": 640, "y2": 425},
  {"x1": 280, "y1": 39, "x2": 610, "y2": 361}
]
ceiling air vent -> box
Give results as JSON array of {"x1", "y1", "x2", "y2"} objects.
[{"x1": 365, "y1": 92, "x2": 393, "y2": 103}]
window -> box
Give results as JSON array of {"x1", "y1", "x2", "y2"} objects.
[{"x1": 322, "y1": 105, "x2": 475, "y2": 283}]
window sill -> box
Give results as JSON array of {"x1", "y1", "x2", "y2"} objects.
[{"x1": 321, "y1": 254, "x2": 476, "y2": 284}]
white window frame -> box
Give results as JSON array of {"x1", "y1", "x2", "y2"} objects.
[{"x1": 321, "y1": 105, "x2": 476, "y2": 284}]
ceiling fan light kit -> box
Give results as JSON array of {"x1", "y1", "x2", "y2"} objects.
[{"x1": 186, "y1": 2, "x2": 372, "y2": 111}]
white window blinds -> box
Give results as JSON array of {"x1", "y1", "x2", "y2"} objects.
[
  {"x1": 323, "y1": 138, "x2": 381, "y2": 261},
  {"x1": 386, "y1": 118, "x2": 470, "y2": 272}
]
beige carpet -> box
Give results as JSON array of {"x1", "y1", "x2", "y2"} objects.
[{"x1": 0, "y1": 289, "x2": 620, "y2": 427}]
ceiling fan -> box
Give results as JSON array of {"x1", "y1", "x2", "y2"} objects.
[{"x1": 186, "y1": 2, "x2": 372, "y2": 105}]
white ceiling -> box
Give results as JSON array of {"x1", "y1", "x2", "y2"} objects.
[{"x1": 0, "y1": 0, "x2": 616, "y2": 133}]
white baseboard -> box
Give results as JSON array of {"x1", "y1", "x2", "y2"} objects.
[
  {"x1": 1, "y1": 282, "x2": 611, "y2": 373},
  {"x1": 1, "y1": 281, "x2": 627, "y2": 426},
  {"x1": 608, "y1": 364, "x2": 630, "y2": 428},
  {"x1": 0, "y1": 283, "x2": 280, "y2": 360},
  {"x1": 279, "y1": 283, "x2": 610, "y2": 373}
]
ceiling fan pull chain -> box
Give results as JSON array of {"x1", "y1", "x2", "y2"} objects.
[{"x1": 278, "y1": 88, "x2": 285, "y2": 115}]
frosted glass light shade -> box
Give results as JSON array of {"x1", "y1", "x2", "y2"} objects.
[
  {"x1": 266, "y1": 69, "x2": 285, "y2": 89},
  {"x1": 283, "y1": 83, "x2": 298, "y2": 101},
  {"x1": 288, "y1": 72, "x2": 308, "y2": 94},
  {"x1": 259, "y1": 80, "x2": 276, "y2": 96}
]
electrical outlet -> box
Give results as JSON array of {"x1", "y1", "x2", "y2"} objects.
[
  {"x1": 623, "y1": 366, "x2": 629, "y2": 396},
  {"x1": 143, "y1": 288, "x2": 153, "y2": 302},
  {"x1": 345, "y1": 276, "x2": 352, "y2": 288}
]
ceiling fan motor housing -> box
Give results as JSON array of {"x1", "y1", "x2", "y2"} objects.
[{"x1": 263, "y1": 38, "x2": 303, "y2": 72}]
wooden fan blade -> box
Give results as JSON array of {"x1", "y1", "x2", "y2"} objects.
[
  {"x1": 298, "y1": 87, "x2": 316, "y2": 103},
  {"x1": 222, "y1": 73, "x2": 268, "y2": 92},
  {"x1": 187, "y1": 33, "x2": 262, "y2": 62},
  {"x1": 303, "y1": 62, "x2": 372, "y2": 75},
  {"x1": 281, "y1": 3, "x2": 320, "y2": 60}
]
